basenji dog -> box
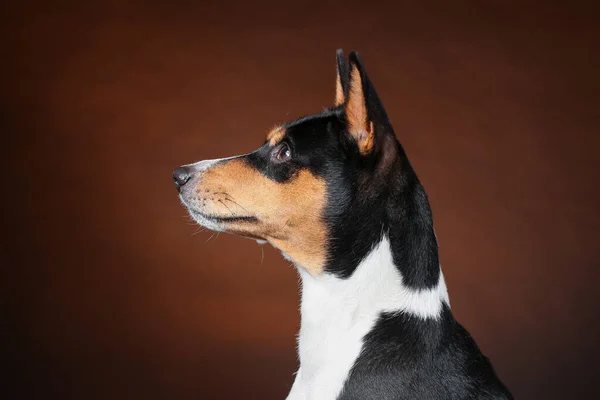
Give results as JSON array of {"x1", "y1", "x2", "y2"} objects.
[{"x1": 173, "y1": 50, "x2": 513, "y2": 400}]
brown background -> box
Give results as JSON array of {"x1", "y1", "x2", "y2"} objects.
[{"x1": 2, "y1": 1, "x2": 599, "y2": 399}]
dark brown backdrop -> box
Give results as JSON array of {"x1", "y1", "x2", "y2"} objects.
[{"x1": 2, "y1": 1, "x2": 599, "y2": 399}]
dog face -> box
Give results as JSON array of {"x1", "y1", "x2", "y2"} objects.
[{"x1": 175, "y1": 50, "x2": 408, "y2": 276}]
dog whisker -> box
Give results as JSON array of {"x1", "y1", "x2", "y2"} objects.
[
  {"x1": 218, "y1": 199, "x2": 235, "y2": 217},
  {"x1": 224, "y1": 198, "x2": 251, "y2": 214},
  {"x1": 192, "y1": 226, "x2": 206, "y2": 236},
  {"x1": 213, "y1": 192, "x2": 252, "y2": 215},
  {"x1": 260, "y1": 245, "x2": 265, "y2": 267},
  {"x1": 204, "y1": 231, "x2": 217, "y2": 244}
]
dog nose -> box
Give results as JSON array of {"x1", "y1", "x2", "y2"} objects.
[{"x1": 173, "y1": 167, "x2": 191, "y2": 191}]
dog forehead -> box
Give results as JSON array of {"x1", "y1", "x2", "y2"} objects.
[{"x1": 283, "y1": 109, "x2": 341, "y2": 137}]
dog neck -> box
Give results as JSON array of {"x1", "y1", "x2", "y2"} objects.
[{"x1": 291, "y1": 234, "x2": 449, "y2": 399}]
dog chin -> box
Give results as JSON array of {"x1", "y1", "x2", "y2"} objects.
[
  {"x1": 179, "y1": 197, "x2": 222, "y2": 232},
  {"x1": 187, "y1": 209, "x2": 224, "y2": 232}
]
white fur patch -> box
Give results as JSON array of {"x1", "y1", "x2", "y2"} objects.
[
  {"x1": 184, "y1": 154, "x2": 245, "y2": 171},
  {"x1": 286, "y1": 236, "x2": 449, "y2": 400}
]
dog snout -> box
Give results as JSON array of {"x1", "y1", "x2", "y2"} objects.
[{"x1": 173, "y1": 166, "x2": 192, "y2": 191}]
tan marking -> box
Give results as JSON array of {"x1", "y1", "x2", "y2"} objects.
[
  {"x1": 335, "y1": 68, "x2": 345, "y2": 106},
  {"x1": 193, "y1": 159, "x2": 328, "y2": 275},
  {"x1": 266, "y1": 126, "x2": 286, "y2": 146},
  {"x1": 346, "y1": 64, "x2": 374, "y2": 154}
]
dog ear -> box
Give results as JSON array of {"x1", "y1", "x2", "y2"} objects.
[
  {"x1": 345, "y1": 51, "x2": 376, "y2": 154},
  {"x1": 334, "y1": 49, "x2": 349, "y2": 106}
]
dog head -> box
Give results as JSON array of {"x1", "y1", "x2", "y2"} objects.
[{"x1": 175, "y1": 50, "x2": 414, "y2": 277}]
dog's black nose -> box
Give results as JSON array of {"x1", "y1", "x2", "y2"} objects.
[{"x1": 173, "y1": 167, "x2": 191, "y2": 191}]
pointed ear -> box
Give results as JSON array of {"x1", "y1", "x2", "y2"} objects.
[
  {"x1": 334, "y1": 49, "x2": 349, "y2": 106},
  {"x1": 345, "y1": 51, "x2": 375, "y2": 154}
]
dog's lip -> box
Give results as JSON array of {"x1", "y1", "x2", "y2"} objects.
[{"x1": 192, "y1": 210, "x2": 258, "y2": 223}]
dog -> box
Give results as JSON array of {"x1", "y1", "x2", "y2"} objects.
[{"x1": 173, "y1": 50, "x2": 513, "y2": 400}]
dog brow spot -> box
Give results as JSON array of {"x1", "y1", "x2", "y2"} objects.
[{"x1": 266, "y1": 126, "x2": 286, "y2": 146}]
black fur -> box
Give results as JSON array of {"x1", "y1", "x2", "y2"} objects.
[
  {"x1": 336, "y1": 49, "x2": 350, "y2": 97},
  {"x1": 224, "y1": 50, "x2": 512, "y2": 398},
  {"x1": 340, "y1": 305, "x2": 512, "y2": 400}
]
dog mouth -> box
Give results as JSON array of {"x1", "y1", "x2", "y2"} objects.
[
  {"x1": 179, "y1": 195, "x2": 259, "y2": 233},
  {"x1": 187, "y1": 208, "x2": 258, "y2": 224},
  {"x1": 197, "y1": 211, "x2": 258, "y2": 223}
]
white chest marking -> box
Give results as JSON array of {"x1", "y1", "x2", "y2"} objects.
[{"x1": 286, "y1": 237, "x2": 449, "y2": 400}]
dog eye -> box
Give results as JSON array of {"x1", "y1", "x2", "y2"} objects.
[{"x1": 273, "y1": 143, "x2": 292, "y2": 162}]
